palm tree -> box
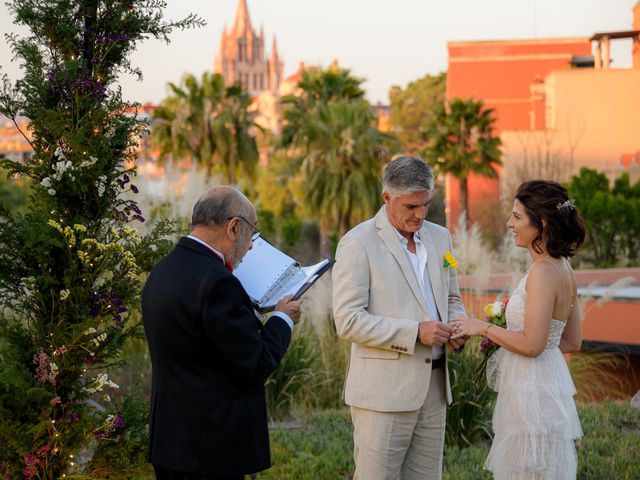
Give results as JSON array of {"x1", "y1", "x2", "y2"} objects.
[
  {"x1": 422, "y1": 97, "x2": 502, "y2": 228},
  {"x1": 290, "y1": 98, "x2": 399, "y2": 255},
  {"x1": 211, "y1": 84, "x2": 259, "y2": 185},
  {"x1": 150, "y1": 73, "x2": 258, "y2": 184},
  {"x1": 280, "y1": 65, "x2": 365, "y2": 148}
]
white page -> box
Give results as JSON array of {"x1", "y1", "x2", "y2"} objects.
[
  {"x1": 233, "y1": 237, "x2": 296, "y2": 304},
  {"x1": 262, "y1": 259, "x2": 330, "y2": 308}
]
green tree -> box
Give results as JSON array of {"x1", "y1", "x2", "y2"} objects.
[
  {"x1": 389, "y1": 72, "x2": 446, "y2": 152},
  {"x1": 289, "y1": 98, "x2": 399, "y2": 256},
  {"x1": 151, "y1": 72, "x2": 258, "y2": 185},
  {"x1": 279, "y1": 65, "x2": 365, "y2": 148},
  {"x1": 0, "y1": 168, "x2": 30, "y2": 213},
  {"x1": 278, "y1": 65, "x2": 399, "y2": 256},
  {"x1": 422, "y1": 97, "x2": 502, "y2": 227},
  {"x1": 0, "y1": 1, "x2": 202, "y2": 477},
  {"x1": 211, "y1": 83, "x2": 259, "y2": 185},
  {"x1": 567, "y1": 168, "x2": 640, "y2": 267}
]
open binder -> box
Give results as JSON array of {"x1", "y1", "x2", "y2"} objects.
[{"x1": 233, "y1": 236, "x2": 334, "y2": 311}]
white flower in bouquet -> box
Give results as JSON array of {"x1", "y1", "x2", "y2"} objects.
[{"x1": 491, "y1": 301, "x2": 504, "y2": 317}]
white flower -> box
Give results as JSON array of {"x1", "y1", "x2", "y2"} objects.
[
  {"x1": 47, "y1": 188, "x2": 56, "y2": 196},
  {"x1": 40, "y1": 177, "x2": 52, "y2": 188},
  {"x1": 80, "y1": 156, "x2": 98, "y2": 168},
  {"x1": 52, "y1": 160, "x2": 74, "y2": 180},
  {"x1": 84, "y1": 373, "x2": 120, "y2": 394},
  {"x1": 96, "y1": 175, "x2": 108, "y2": 197},
  {"x1": 59, "y1": 289, "x2": 70, "y2": 301},
  {"x1": 54, "y1": 146, "x2": 66, "y2": 160},
  {"x1": 94, "y1": 270, "x2": 114, "y2": 288},
  {"x1": 491, "y1": 301, "x2": 504, "y2": 317}
]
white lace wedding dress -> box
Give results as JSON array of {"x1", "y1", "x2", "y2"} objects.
[{"x1": 484, "y1": 272, "x2": 582, "y2": 479}]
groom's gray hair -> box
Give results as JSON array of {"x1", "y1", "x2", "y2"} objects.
[{"x1": 382, "y1": 155, "x2": 435, "y2": 196}]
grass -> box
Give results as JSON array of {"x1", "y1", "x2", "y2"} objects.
[
  {"x1": 258, "y1": 410, "x2": 354, "y2": 479},
  {"x1": 262, "y1": 400, "x2": 640, "y2": 480}
]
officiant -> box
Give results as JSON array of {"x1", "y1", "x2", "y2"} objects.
[{"x1": 142, "y1": 185, "x2": 302, "y2": 480}]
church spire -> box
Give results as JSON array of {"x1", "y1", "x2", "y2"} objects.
[
  {"x1": 270, "y1": 35, "x2": 279, "y2": 61},
  {"x1": 232, "y1": 0, "x2": 252, "y2": 37}
]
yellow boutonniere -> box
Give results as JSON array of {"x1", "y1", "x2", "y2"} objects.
[{"x1": 443, "y1": 251, "x2": 458, "y2": 269}]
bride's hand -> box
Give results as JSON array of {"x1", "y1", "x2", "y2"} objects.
[{"x1": 450, "y1": 316, "x2": 489, "y2": 339}]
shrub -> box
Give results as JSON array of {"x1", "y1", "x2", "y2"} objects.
[
  {"x1": 0, "y1": 1, "x2": 202, "y2": 477},
  {"x1": 446, "y1": 339, "x2": 496, "y2": 448}
]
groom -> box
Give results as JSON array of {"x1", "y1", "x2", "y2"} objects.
[{"x1": 332, "y1": 155, "x2": 467, "y2": 480}]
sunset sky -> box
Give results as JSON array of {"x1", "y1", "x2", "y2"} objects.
[{"x1": 0, "y1": 0, "x2": 637, "y2": 105}]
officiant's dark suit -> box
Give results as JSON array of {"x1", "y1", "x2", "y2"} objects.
[{"x1": 142, "y1": 186, "x2": 301, "y2": 480}]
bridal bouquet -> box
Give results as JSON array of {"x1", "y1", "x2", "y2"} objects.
[
  {"x1": 474, "y1": 299, "x2": 508, "y2": 384},
  {"x1": 479, "y1": 299, "x2": 508, "y2": 354}
]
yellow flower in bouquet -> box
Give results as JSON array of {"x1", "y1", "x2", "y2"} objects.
[
  {"x1": 474, "y1": 298, "x2": 508, "y2": 385},
  {"x1": 483, "y1": 300, "x2": 506, "y2": 322},
  {"x1": 443, "y1": 251, "x2": 458, "y2": 269},
  {"x1": 480, "y1": 299, "x2": 508, "y2": 350}
]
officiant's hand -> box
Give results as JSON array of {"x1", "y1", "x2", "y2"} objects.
[
  {"x1": 276, "y1": 295, "x2": 303, "y2": 324},
  {"x1": 418, "y1": 320, "x2": 455, "y2": 346}
]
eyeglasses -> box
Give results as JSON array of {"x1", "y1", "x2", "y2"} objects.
[{"x1": 227, "y1": 216, "x2": 261, "y2": 241}]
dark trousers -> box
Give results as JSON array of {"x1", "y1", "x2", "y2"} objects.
[{"x1": 153, "y1": 465, "x2": 244, "y2": 480}]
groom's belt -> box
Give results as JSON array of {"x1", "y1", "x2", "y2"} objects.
[{"x1": 428, "y1": 357, "x2": 445, "y2": 370}]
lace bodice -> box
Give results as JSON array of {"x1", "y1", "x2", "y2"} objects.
[{"x1": 505, "y1": 274, "x2": 566, "y2": 349}]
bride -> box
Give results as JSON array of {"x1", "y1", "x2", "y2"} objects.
[{"x1": 452, "y1": 180, "x2": 586, "y2": 479}]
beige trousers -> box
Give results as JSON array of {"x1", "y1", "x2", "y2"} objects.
[{"x1": 350, "y1": 368, "x2": 446, "y2": 480}]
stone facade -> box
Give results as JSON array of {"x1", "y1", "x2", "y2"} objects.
[{"x1": 214, "y1": 0, "x2": 283, "y2": 96}]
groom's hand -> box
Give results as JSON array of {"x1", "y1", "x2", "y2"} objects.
[
  {"x1": 447, "y1": 316, "x2": 468, "y2": 352},
  {"x1": 417, "y1": 320, "x2": 455, "y2": 346},
  {"x1": 447, "y1": 335, "x2": 467, "y2": 351}
]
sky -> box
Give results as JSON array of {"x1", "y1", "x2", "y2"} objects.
[{"x1": 0, "y1": 0, "x2": 637, "y2": 105}]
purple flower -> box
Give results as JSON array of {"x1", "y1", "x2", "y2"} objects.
[
  {"x1": 114, "y1": 412, "x2": 125, "y2": 429},
  {"x1": 67, "y1": 411, "x2": 81, "y2": 423},
  {"x1": 90, "y1": 291, "x2": 128, "y2": 328},
  {"x1": 130, "y1": 184, "x2": 138, "y2": 194}
]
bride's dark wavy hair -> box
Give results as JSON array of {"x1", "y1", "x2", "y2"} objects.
[{"x1": 515, "y1": 180, "x2": 586, "y2": 258}]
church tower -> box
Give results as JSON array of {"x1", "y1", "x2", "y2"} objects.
[{"x1": 214, "y1": 0, "x2": 283, "y2": 95}]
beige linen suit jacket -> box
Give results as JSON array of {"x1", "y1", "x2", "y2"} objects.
[{"x1": 332, "y1": 207, "x2": 466, "y2": 412}]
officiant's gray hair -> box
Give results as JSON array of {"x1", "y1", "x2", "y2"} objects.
[
  {"x1": 191, "y1": 186, "x2": 252, "y2": 228},
  {"x1": 382, "y1": 155, "x2": 434, "y2": 196}
]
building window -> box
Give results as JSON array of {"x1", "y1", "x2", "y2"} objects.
[
  {"x1": 253, "y1": 73, "x2": 257, "y2": 90},
  {"x1": 260, "y1": 74, "x2": 263, "y2": 90}
]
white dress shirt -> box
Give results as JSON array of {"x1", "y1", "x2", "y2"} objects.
[{"x1": 393, "y1": 230, "x2": 444, "y2": 359}]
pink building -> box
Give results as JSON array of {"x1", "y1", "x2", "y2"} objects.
[{"x1": 445, "y1": 2, "x2": 640, "y2": 231}]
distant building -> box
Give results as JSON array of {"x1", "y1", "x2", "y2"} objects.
[
  {"x1": 0, "y1": 116, "x2": 32, "y2": 163},
  {"x1": 445, "y1": 2, "x2": 640, "y2": 231},
  {"x1": 214, "y1": 0, "x2": 283, "y2": 96}
]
